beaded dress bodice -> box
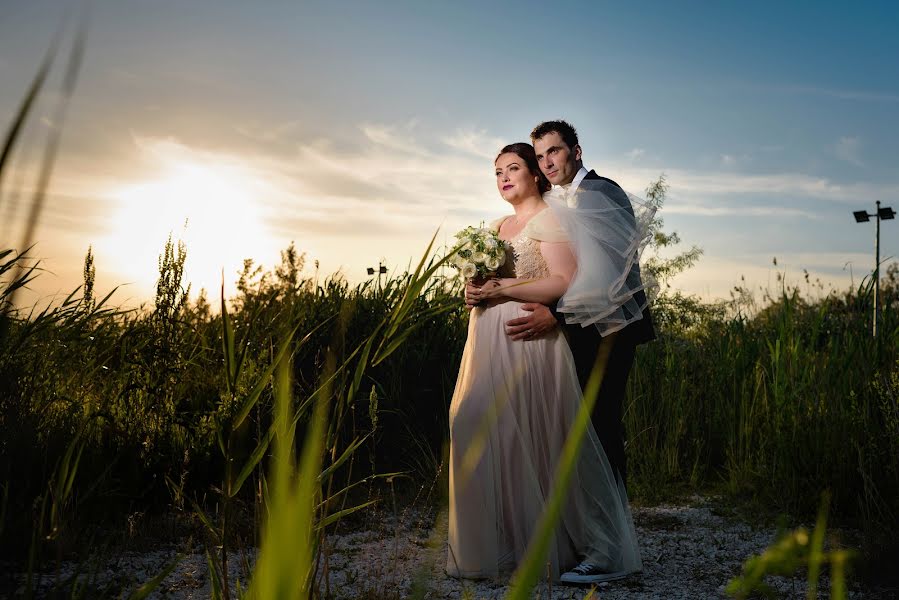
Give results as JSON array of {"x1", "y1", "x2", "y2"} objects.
[
  {"x1": 491, "y1": 208, "x2": 564, "y2": 281},
  {"x1": 505, "y1": 233, "x2": 550, "y2": 279}
]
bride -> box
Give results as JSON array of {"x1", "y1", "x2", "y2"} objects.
[{"x1": 446, "y1": 142, "x2": 642, "y2": 582}]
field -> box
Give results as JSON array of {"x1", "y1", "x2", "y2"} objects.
[{"x1": 1, "y1": 239, "x2": 897, "y2": 597}]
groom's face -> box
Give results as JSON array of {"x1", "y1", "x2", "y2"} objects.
[{"x1": 533, "y1": 131, "x2": 582, "y2": 186}]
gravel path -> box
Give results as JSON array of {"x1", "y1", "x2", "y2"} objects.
[{"x1": 10, "y1": 497, "x2": 892, "y2": 599}]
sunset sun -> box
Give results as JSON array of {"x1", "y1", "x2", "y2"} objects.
[{"x1": 99, "y1": 155, "x2": 279, "y2": 300}]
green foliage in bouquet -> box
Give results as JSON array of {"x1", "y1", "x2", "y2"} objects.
[{"x1": 450, "y1": 224, "x2": 506, "y2": 279}]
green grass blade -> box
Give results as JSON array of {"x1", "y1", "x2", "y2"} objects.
[
  {"x1": 314, "y1": 472, "x2": 407, "y2": 512},
  {"x1": 830, "y1": 549, "x2": 849, "y2": 600},
  {"x1": 806, "y1": 492, "x2": 829, "y2": 600},
  {"x1": 0, "y1": 22, "x2": 61, "y2": 189},
  {"x1": 317, "y1": 433, "x2": 371, "y2": 483},
  {"x1": 61, "y1": 439, "x2": 84, "y2": 500},
  {"x1": 370, "y1": 327, "x2": 416, "y2": 368},
  {"x1": 125, "y1": 554, "x2": 182, "y2": 600},
  {"x1": 221, "y1": 278, "x2": 236, "y2": 396},
  {"x1": 206, "y1": 549, "x2": 225, "y2": 600},
  {"x1": 230, "y1": 426, "x2": 277, "y2": 499},
  {"x1": 316, "y1": 499, "x2": 378, "y2": 530},
  {"x1": 17, "y1": 11, "x2": 88, "y2": 254},
  {"x1": 231, "y1": 323, "x2": 299, "y2": 430},
  {"x1": 248, "y1": 347, "x2": 329, "y2": 599},
  {"x1": 506, "y1": 334, "x2": 613, "y2": 599},
  {"x1": 191, "y1": 501, "x2": 221, "y2": 545}
]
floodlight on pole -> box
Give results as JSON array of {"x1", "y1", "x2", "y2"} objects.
[
  {"x1": 853, "y1": 200, "x2": 895, "y2": 338},
  {"x1": 366, "y1": 262, "x2": 388, "y2": 291}
]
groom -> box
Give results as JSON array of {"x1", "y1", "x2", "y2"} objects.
[
  {"x1": 511, "y1": 120, "x2": 654, "y2": 583},
  {"x1": 510, "y1": 119, "x2": 655, "y2": 480}
]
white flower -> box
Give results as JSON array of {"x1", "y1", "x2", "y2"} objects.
[{"x1": 451, "y1": 223, "x2": 506, "y2": 278}]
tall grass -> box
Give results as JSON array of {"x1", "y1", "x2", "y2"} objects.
[
  {"x1": 3, "y1": 245, "x2": 896, "y2": 586},
  {"x1": 628, "y1": 268, "x2": 899, "y2": 561}
]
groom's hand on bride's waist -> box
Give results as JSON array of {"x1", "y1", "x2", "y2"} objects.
[{"x1": 506, "y1": 304, "x2": 557, "y2": 341}]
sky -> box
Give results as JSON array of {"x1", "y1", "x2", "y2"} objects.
[{"x1": 1, "y1": 0, "x2": 897, "y2": 308}]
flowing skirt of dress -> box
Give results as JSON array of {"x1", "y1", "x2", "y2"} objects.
[{"x1": 446, "y1": 300, "x2": 642, "y2": 580}]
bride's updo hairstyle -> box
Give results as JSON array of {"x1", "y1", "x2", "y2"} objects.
[{"x1": 496, "y1": 142, "x2": 552, "y2": 194}]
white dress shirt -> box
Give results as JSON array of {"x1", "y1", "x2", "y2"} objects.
[
  {"x1": 568, "y1": 166, "x2": 589, "y2": 194},
  {"x1": 559, "y1": 166, "x2": 589, "y2": 207}
]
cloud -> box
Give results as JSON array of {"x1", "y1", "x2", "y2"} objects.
[
  {"x1": 720, "y1": 154, "x2": 736, "y2": 167},
  {"x1": 601, "y1": 163, "x2": 899, "y2": 205},
  {"x1": 442, "y1": 128, "x2": 507, "y2": 159},
  {"x1": 833, "y1": 136, "x2": 863, "y2": 166},
  {"x1": 662, "y1": 202, "x2": 818, "y2": 219},
  {"x1": 625, "y1": 148, "x2": 645, "y2": 160},
  {"x1": 234, "y1": 119, "x2": 305, "y2": 144},
  {"x1": 360, "y1": 121, "x2": 427, "y2": 154},
  {"x1": 670, "y1": 254, "x2": 858, "y2": 300},
  {"x1": 16, "y1": 119, "x2": 899, "y2": 305},
  {"x1": 119, "y1": 126, "x2": 505, "y2": 254}
]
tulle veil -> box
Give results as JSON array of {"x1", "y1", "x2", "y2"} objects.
[{"x1": 544, "y1": 178, "x2": 657, "y2": 336}]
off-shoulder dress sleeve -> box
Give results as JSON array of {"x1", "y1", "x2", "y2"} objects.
[
  {"x1": 522, "y1": 208, "x2": 569, "y2": 243},
  {"x1": 488, "y1": 216, "x2": 509, "y2": 232}
]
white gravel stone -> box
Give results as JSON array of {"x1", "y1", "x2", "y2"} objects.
[{"x1": 9, "y1": 497, "x2": 892, "y2": 599}]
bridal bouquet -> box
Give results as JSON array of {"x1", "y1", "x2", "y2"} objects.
[{"x1": 450, "y1": 225, "x2": 506, "y2": 279}]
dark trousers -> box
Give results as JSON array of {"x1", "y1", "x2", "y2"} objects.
[{"x1": 566, "y1": 325, "x2": 636, "y2": 487}]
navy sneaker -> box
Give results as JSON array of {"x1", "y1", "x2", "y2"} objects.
[{"x1": 559, "y1": 561, "x2": 630, "y2": 584}]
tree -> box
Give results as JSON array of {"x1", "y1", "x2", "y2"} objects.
[
  {"x1": 274, "y1": 240, "x2": 307, "y2": 297},
  {"x1": 641, "y1": 175, "x2": 703, "y2": 299},
  {"x1": 640, "y1": 175, "x2": 716, "y2": 332}
]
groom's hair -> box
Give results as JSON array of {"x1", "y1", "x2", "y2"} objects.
[
  {"x1": 496, "y1": 143, "x2": 552, "y2": 194},
  {"x1": 530, "y1": 120, "x2": 579, "y2": 150}
]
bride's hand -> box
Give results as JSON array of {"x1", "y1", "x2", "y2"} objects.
[
  {"x1": 464, "y1": 280, "x2": 482, "y2": 308},
  {"x1": 475, "y1": 278, "x2": 504, "y2": 300}
]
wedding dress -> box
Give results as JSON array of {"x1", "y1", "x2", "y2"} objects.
[{"x1": 446, "y1": 208, "x2": 642, "y2": 580}]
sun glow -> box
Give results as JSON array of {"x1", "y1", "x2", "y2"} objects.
[{"x1": 99, "y1": 157, "x2": 280, "y2": 301}]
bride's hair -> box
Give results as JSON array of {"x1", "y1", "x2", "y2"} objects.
[{"x1": 495, "y1": 143, "x2": 552, "y2": 194}]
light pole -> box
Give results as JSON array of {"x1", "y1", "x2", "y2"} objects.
[
  {"x1": 367, "y1": 263, "x2": 388, "y2": 290},
  {"x1": 853, "y1": 201, "x2": 895, "y2": 337}
]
